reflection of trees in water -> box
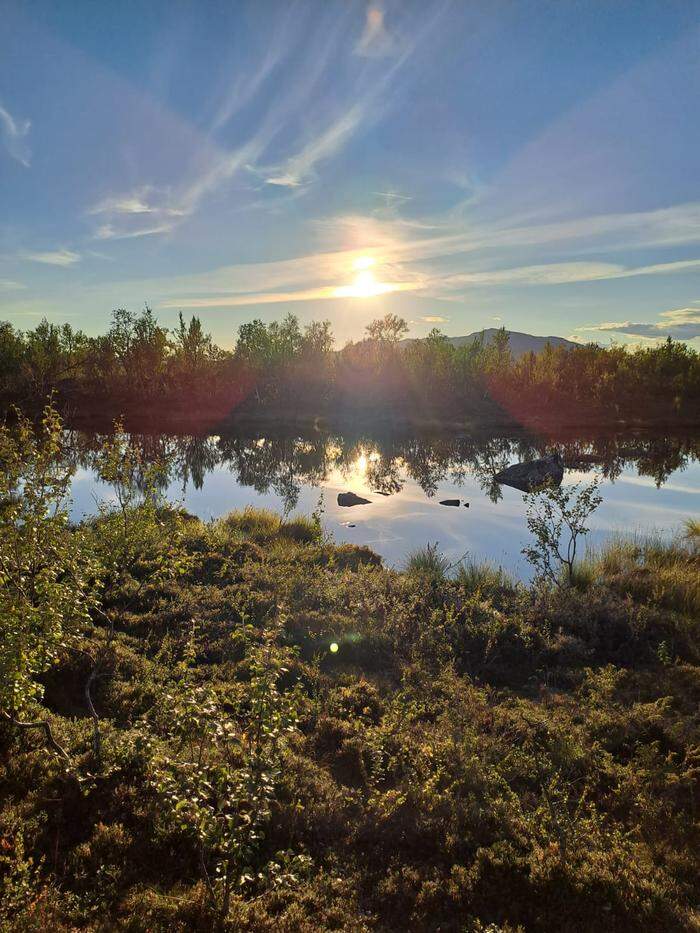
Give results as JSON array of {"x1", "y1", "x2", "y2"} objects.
[
  {"x1": 67, "y1": 427, "x2": 700, "y2": 511},
  {"x1": 216, "y1": 435, "x2": 331, "y2": 513}
]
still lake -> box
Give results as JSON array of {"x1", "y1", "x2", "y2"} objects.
[{"x1": 67, "y1": 427, "x2": 700, "y2": 578}]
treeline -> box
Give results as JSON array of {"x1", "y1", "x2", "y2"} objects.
[{"x1": 1, "y1": 307, "x2": 699, "y2": 426}]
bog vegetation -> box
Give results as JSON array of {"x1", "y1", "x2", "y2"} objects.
[
  {"x1": 1, "y1": 406, "x2": 699, "y2": 931},
  {"x1": 1, "y1": 308, "x2": 699, "y2": 426}
]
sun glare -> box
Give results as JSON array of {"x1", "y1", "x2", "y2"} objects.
[
  {"x1": 350, "y1": 269, "x2": 384, "y2": 298},
  {"x1": 353, "y1": 255, "x2": 376, "y2": 271},
  {"x1": 333, "y1": 253, "x2": 415, "y2": 299},
  {"x1": 335, "y1": 261, "x2": 396, "y2": 299}
]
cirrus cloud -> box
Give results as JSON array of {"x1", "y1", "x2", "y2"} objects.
[
  {"x1": 0, "y1": 101, "x2": 31, "y2": 167},
  {"x1": 21, "y1": 249, "x2": 81, "y2": 267}
]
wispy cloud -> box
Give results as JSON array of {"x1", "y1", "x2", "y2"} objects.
[
  {"x1": 88, "y1": 186, "x2": 185, "y2": 217},
  {"x1": 0, "y1": 101, "x2": 31, "y2": 167},
  {"x1": 21, "y1": 249, "x2": 81, "y2": 267},
  {"x1": 0, "y1": 279, "x2": 26, "y2": 290},
  {"x1": 355, "y1": 5, "x2": 394, "y2": 58},
  {"x1": 93, "y1": 222, "x2": 176, "y2": 241},
  {"x1": 88, "y1": 186, "x2": 188, "y2": 240},
  {"x1": 160, "y1": 278, "x2": 417, "y2": 309},
  {"x1": 429, "y1": 257, "x2": 700, "y2": 292},
  {"x1": 256, "y1": 5, "x2": 425, "y2": 189},
  {"x1": 324, "y1": 202, "x2": 700, "y2": 274},
  {"x1": 124, "y1": 200, "x2": 700, "y2": 316},
  {"x1": 263, "y1": 104, "x2": 367, "y2": 189},
  {"x1": 417, "y1": 315, "x2": 449, "y2": 324},
  {"x1": 82, "y1": 2, "x2": 440, "y2": 244},
  {"x1": 579, "y1": 306, "x2": 700, "y2": 341},
  {"x1": 584, "y1": 306, "x2": 700, "y2": 342}
]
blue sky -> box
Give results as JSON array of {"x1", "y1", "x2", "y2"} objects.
[{"x1": 1, "y1": 0, "x2": 700, "y2": 347}]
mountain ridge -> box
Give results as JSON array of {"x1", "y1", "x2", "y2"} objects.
[{"x1": 403, "y1": 328, "x2": 578, "y2": 357}]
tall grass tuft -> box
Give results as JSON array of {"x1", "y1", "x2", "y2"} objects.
[
  {"x1": 684, "y1": 519, "x2": 700, "y2": 552},
  {"x1": 220, "y1": 506, "x2": 281, "y2": 541},
  {"x1": 455, "y1": 559, "x2": 514, "y2": 595},
  {"x1": 404, "y1": 543, "x2": 451, "y2": 584},
  {"x1": 279, "y1": 514, "x2": 321, "y2": 544},
  {"x1": 218, "y1": 507, "x2": 321, "y2": 545},
  {"x1": 593, "y1": 527, "x2": 700, "y2": 618}
]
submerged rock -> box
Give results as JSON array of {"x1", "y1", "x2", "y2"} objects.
[
  {"x1": 338, "y1": 492, "x2": 371, "y2": 507},
  {"x1": 439, "y1": 499, "x2": 460, "y2": 507},
  {"x1": 494, "y1": 453, "x2": 564, "y2": 492}
]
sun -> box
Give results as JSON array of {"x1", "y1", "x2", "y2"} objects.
[
  {"x1": 334, "y1": 256, "x2": 397, "y2": 299},
  {"x1": 348, "y1": 268, "x2": 385, "y2": 298},
  {"x1": 353, "y1": 255, "x2": 376, "y2": 271}
]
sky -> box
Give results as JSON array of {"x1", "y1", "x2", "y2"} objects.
[{"x1": 1, "y1": 0, "x2": 700, "y2": 349}]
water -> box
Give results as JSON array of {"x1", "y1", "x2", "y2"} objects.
[{"x1": 66, "y1": 427, "x2": 700, "y2": 577}]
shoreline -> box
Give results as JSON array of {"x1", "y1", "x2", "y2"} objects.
[{"x1": 52, "y1": 401, "x2": 700, "y2": 437}]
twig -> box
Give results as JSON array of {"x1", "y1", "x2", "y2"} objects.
[{"x1": 1, "y1": 710, "x2": 70, "y2": 764}]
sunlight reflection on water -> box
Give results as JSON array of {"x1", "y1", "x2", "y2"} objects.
[{"x1": 68, "y1": 431, "x2": 700, "y2": 578}]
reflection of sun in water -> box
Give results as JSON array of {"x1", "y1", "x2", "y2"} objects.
[{"x1": 353, "y1": 448, "x2": 380, "y2": 476}]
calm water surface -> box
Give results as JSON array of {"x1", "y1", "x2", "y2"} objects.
[{"x1": 67, "y1": 428, "x2": 700, "y2": 578}]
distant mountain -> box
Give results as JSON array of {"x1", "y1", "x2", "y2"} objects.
[{"x1": 404, "y1": 329, "x2": 578, "y2": 358}]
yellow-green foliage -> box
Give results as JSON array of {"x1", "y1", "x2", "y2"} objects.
[
  {"x1": 0, "y1": 407, "x2": 101, "y2": 718},
  {"x1": 455, "y1": 559, "x2": 515, "y2": 596},
  {"x1": 404, "y1": 542, "x2": 452, "y2": 583},
  {"x1": 583, "y1": 530, "x2": 700, "y2": 618},
  {"x1": 219, "y1": 506, "x2": 320, "y2": 545}
]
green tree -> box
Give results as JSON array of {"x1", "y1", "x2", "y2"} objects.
[
  {"x1": 0, "y1": 406, "x2": 101, "y2": 759},
  {"x1": 522, "y1": 478, "x2": 602, "y2": 586},
  {"x1": 365, "y1": 313, "x2": 408, "y2": 343}
]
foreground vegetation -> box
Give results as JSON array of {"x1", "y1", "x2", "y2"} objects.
[
  {"x1": 1, "y1": 410, "x2": 699, "y2": 931},
  {"x1": 2, "y1": 308, "x2": 699, "y2": 429}
]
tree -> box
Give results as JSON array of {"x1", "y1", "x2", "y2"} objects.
[
  {"x1": 365, "y1": 313, "x2": 408, "y2": 343},
  {"x1": 105, "y1": 306, "x2": 170, "y2": 397},
  {"x1": 170, "y1": 313, "x2": 222, "y2": 391},
  {"x1": 522, "y1": 478, "x2": 602, "y2": 586},
  {"x1": 0, "y1": 406, "x2": 101, "y2": 759}
]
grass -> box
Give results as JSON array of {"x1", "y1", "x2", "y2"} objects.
[
  {"x1": 403, "y1": 542, "x2": 452, "y2": 583},
  {"x1": 454, "y1": 558, "x2": 515, "y2": 595},
  {"x1": 567, "y1": 527, "x2": 700, "y2": 617},
  {"x1": 684, "y1": 518, "x2": 700, "y2": 549},
  {"x1": 218, "y1": 506, "x2": 320, "y2": 545}
]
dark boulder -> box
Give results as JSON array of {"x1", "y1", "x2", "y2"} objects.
[
  {"x1": 338, "y1": 492, "x2": 371, "y2": 507},
  {"x1": 494, "y1": 453, "x2": 564, "y2": 492}
]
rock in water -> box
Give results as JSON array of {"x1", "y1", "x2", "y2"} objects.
[
  {"x1": 494, "y1": 453, "x2": 564, "y2": 492},
  {"x1": 439, "y1": 499, "x2": 460, "y2": 506},
  {"x1": 338, "y1": 492, "x2": 371, "y2": 507}
]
